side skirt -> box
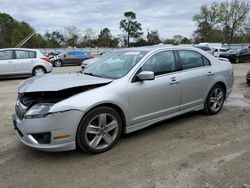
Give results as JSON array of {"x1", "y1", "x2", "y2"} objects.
[{"x1": 125, "y1": 105, "x2": 204, "y2": 134}]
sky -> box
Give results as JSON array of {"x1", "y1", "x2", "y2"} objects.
[{"x1": 0, "y1": 0, "x2": 222, "y2": 39}]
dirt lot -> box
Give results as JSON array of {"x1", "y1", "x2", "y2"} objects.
[{"x1": 0, "y1": 64, "x2": 250, "y2": 188}]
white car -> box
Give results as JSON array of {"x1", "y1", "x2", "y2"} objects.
[
  {"x1": 213, "y1": 47, "x2": 228, "y2": 57},
  {"x1": 81, "y1": 57, "x2": 100, "y2": 71},
  {"x1": 0, "y1": 48, "x2": 53, "y2": 77}
]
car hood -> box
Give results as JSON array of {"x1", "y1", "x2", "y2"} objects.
[{"x1": 18, "y1": 73, "x2": 113, "y2": 93}]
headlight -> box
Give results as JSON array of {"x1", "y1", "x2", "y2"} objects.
[{"x1": 24, "y1": 103, "x2": 54, "y2": 119}]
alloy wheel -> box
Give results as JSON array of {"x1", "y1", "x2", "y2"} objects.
[
  {"x1": 55, "y1": 61, "x2": 62, "y2": 67},
  {"x1": 85, "y1": 113, "x2": 119, "y2": 150},
  {"x1": 209, "y1": 88, "x2": 224, "y2": 113},
  {"x1": 34, "y1": 67, "x2": 45, "y2": 76}
]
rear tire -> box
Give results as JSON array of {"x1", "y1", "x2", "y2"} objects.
[
  {"x1": 32, "y1": 66, "x2": 46, "y2": 76},
  {"x1": 204, "y1": 84, "x2": 225, "y2": 115},
  {"x1": 76, "y1": 106, "x2": 122, "y2": 154}
]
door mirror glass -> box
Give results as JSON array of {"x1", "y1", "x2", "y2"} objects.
[{"x1": 137, "y1": 71, "x2": 155, "y2": 81}]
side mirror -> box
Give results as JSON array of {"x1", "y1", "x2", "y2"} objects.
[{"x1": 137, "y1": 71, "x2": 155, "y2": 81}]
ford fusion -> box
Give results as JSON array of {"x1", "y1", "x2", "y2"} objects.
[{"x1": 13, "y1": 46, "x2": 234, "y2": 153}]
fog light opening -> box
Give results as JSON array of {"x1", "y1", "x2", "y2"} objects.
[{"x1": 31, "y1": 132, "x2": 51, "y2": 144}]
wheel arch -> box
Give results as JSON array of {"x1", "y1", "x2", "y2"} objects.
[
  {"x1": 80, "y1": 103, "x2": 127, "y2": 133},
  {"x1": 208, "y1": 81, "x2": 227, "y2": 100}
]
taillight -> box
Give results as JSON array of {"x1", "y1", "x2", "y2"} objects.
[{"x1": 41, "y1": 57, "x2": 50, "y2": 63}]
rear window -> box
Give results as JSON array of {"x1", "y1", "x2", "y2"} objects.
[
  {"x1": 195, "y1": 46, "x2": 211, "y2": 51},
  {"x1": 29, "y1": 51, "x2": 36, "y2": 58},
  {"x1": 179, "y1": 50, "x2": 210, "y2": 70}
]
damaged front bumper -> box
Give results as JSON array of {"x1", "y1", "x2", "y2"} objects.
[{"x1": 12, "y1": 109, "x2": 84, "y2": 152}]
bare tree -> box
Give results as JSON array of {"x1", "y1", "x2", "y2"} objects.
[{"x1": 219, "y1": 0, "x2": 250, "y2": 43}]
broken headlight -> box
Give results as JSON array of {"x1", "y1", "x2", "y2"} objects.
[{"x1": 24, "y1": 103, "x2": 54, "y2": 119}]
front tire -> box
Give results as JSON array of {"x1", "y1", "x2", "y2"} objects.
[
  {"x1": 76, "y1": 107, "x2": 122, "y2": 154},
  {"x1": 204, "y1": 84, "x2": 225, "y2": 115},
  {"x1": 54, "y1": 60, "x2": 62, "y2": 67}
]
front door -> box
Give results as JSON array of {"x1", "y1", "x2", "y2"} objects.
[
  {"x1": 0, "y1": 50, "x2": 15, "y2": 75},
  {"x1": 128, "y1": 50, "x2": 181, "y2": 125}
]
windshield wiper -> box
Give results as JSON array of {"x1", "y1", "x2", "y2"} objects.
[{"x1": 83, "y1": 72, "x2": 102, "y2": 78}]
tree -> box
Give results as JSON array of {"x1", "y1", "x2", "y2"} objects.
[
  {"x1": 64, "y1": 26, "x2": 80, "y2": 47},
  {"x1": 146, "y1": 30, "x2": 161, "y2": 45},
  {"x1": 219, "y1": 0, "x2": 250, "y2": 43},
  {"x1": 0, "y1": 12, "x2": 16, "y2": 47},
  {"x1": 44, "y1": 31, "x2": 64, "y2": 48},
  {"x1": 97, "y1": 28, "x2": 112, "y2": 47},
  {"x1": 193, "y1": 0, "x2": 250, "y2": 43},
  {"x1": 120, "y1": 11, "x2": 143, "y2": 47},
  {"x1": 193, "y1": 2, "x2": 220, "y2": 42}
]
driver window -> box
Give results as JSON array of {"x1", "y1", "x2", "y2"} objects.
[{"x1": 141, "y1": 51, "x2": 176, "y2": 76}]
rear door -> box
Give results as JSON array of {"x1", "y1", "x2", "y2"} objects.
[
  {"x1": 0, "y1": 50, "x2": 15, "y2": 75},
  {"x1": 74, "y1": 51, "x2": 86, "y2": 64},
  {"x1": 13, "y1": 50, "x2": 36, "y2": 74},
  {"x1": 177, "y1": 50, "x2": 212, "y2": 110}
]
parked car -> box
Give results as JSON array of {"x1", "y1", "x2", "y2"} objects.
[
  {"x1": 51, "y1": 51, "x2": 91, "y2": 67},
  {"x1": 194, "y1": 45, "x2": 213, "y2": 55},
  {"x1": 212, "y1": 47, "x2": 228, "y2": 57},
  {"x1": 247, "y1": 69, "x2": 250, "y2": 84},
  {"x1": 235, "y1": 47, "x2": 250, "y2": 63},
  {"x1": 219, "y1": 49, "x2": 240, "y2": 63},
  {"x1": 47, "y1": 51, "x2": 62, "y2": 59},
  {"x1": 0, "y1": 48, "x2": 52, "y2": 78},
  {"x1": 13, "y1": 46, "x2": 233, "y2": 153},
  {"x1": 81, "y1": 57, "x2": 100, "y2": 70},
  {"x1": 81, "y1": 52, "x2": 111, "y2": 71}
]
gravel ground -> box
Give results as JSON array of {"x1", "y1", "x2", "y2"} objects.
[{"x1": 0, "y1": 64, "x2": 249, "y2": 188}]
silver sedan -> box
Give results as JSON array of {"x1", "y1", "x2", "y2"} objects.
[{"x1": 13, "y1": 46, "x2": 233, "y2": 153}]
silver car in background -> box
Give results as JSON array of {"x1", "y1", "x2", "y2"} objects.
[
  {"x1": 0, "y1": 48, "x2": 52, "y2": 77},
  {"x1": 13, "y1": 46, "x2": 233, "y2": 153}
]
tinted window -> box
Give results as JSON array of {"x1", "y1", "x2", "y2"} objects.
[
  {"x1": 203, "y1": 57, "x2": 210, "y2": 66},
  {"x1": 29, "y1": 51, "x2": 36, "y2": 58},
  {"x1": 179, "y1": 50, "x2": 205, "y2": 70},
  {"x1": 195, "y1": 46, "x2": 211, "y2": 51},
  {"x1": 0, "y1": 50, "x2": 13, "y2": 60},
  {"x1": 220, "y1": 49, "x2": 227, "y2": 52},
  {"x1": 141, "y1": 51, "x2": 176, "y2": 76},
  {"x1": 15, "y1": 51, "x2": 30, "y2": 59}
]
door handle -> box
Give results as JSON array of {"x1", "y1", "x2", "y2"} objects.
[
  {"x1": 207, "y1": 72, "x2": 214, "y2": 76},
  {"x1": 169, "y1": 77, "x2": 180, "y2": 85},
  {"x1": 8, "y1": 61, "x2": 12, "y2": 63}
]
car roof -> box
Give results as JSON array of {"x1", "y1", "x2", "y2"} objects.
[
  {"x1": 0, "y1": 48, "x2": 38, "y2": 51},
  {"x1": 115, "y1": 45, "x2": 205, "y2": 52}
]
